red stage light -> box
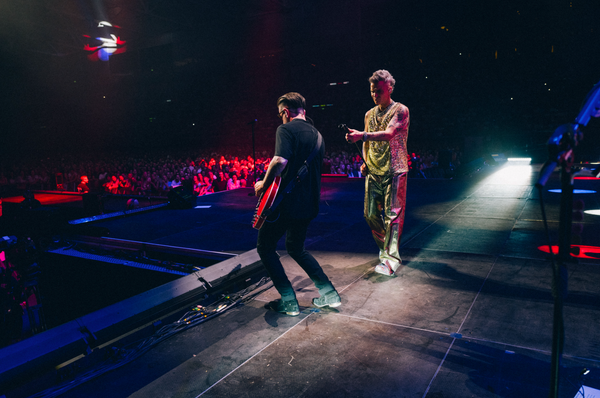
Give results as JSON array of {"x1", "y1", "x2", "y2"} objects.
[
  {"x1": 83, "y1": 23, "x2": 126, "y2": 62},
  {"x1": 538, "y1": 245, "x2": 600, "y2": 259}
]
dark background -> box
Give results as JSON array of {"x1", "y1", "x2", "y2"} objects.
[{"x1": 1, "y1": 0, "x2": 599, "y2": 162}]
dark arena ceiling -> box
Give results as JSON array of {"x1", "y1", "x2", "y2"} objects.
[{"x1": 1, "y1": 0, "x2": 599, "y2": 158}]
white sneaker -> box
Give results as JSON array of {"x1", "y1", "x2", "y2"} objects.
[{"x1": 374, "y1": 260, "x2": 395, "y2": 276}]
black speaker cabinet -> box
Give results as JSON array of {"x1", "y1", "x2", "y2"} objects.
[{"x1": 167, "y1": 186, "x2": 196, "y2": 209}]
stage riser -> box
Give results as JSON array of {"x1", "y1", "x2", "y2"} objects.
[{"x1": 0, "y1": 249, "x2": 265, "y2": 391}]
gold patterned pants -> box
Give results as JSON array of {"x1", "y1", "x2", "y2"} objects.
[{"x1": 364, "y1": 172, "x2": 407, "y2": 271}]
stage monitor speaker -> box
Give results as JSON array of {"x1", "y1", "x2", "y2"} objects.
[{"x1": 168, "y1": 186, "x2": 196, "y2": 209}]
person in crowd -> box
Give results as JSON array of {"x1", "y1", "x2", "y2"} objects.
[
  {"x1": 77, "y1": 175, "x2": 90, "y2": 193},
  {"x1": 118, "y1": 175, "x2": 131, "y2": 194},
  {"x1": 170, "y1": 175, "x2": 182, "y2": 189},
  {"x1": 181, "y1": 174, "x2": 194, "y2": 192},
  {"x1": 345, "y1": 69, "x2": 410, "y2": 277},
  {"x1": 239, "y1": 168, "x2": 249, "y2": 186},
  {"x1": 156, "y1": 175, "x2": 168, "y2": 194},
  {"x1": 201, "y1": 176, "x2": 213, "y2": 195},
  {"x1": 227, "y1": 173, "x2": 241, "y2": 190},
  {"x1": 15, "y1": 171, "x2": 27, "y2": 191},
  {"x1": 141, "y1": 177, "x2": 152, "y2": 195},
  {"x1": 322, "y1": 156, "x2": 332, "y2": 174},
  {"x1": 255, "y1": 91, "x2": 341, "y2": 316},
  {"x1": 193, "y1": 175, "x2": 202, "y2": 195},
  {"x1": 65, "y1": 170, "x2": 78, "y2": 191},
  {"x1": 213, "y1": 171, "x2": 228, "y2": 192},
  {"x1": 127, "y1": 173, "x2": 137, "y2": 194},
  {"x1": 152, "y1": 175, "x2": 163, "y2": 195},
  {"x1": 105, "y1": 175, "x2": 119, "y2": 194},
  {"x1": 20, "y1": 190, "x2": 41, "y2": 210},
  {"x1": 27, "y1": 170, "x2": 41, "y2": 190}
]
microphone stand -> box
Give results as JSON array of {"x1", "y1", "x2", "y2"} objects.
[{"x1": 536, "y1": 79, "x2": 600, "y2": 398}]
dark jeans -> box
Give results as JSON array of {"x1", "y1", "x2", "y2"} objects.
[{"x1": 257, "y1": 213, "x2": 334, "y2": 301}]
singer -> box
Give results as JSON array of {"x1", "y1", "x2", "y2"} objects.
[{"x1": 346, "y1": 70, "x2": 410, "y2": 276}]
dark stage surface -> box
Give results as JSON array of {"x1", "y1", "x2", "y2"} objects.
[{"x1": 8, "y1": 164, "x2": 600, "y2": 398}]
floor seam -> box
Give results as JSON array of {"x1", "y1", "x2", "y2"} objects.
[
  {"x1": 195, "y1": 313, "x2": 313, "y2": 397},
  {"x1": 455, "y1": 256, "x2": 498, "y2": 334},
  {"x1": 422, "y1": 254, "x2": 498, "y2": 398},
  {"x1": 254, "y1": 294, "x2": 600, "y2": 364},
  {"x1": 422, "y1": 340, "x2": 457, "y2": 398}
]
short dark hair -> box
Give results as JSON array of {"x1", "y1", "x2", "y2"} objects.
[
  {"x1": 277, "y1": 92, "x2": 306, "y2": 115},
  {"x1": 369, "y1": 70, "x2": 396, "y2": 91}
]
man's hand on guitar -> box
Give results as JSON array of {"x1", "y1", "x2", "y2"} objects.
[
  {"x1": 345, "y1": 128, "x2": 363, "y2": 144},
  {"x1": 254, "y1": 180, "x2": 266, "y2": 197}
]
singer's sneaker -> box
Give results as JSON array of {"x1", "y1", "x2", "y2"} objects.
[
  {"x1": 374, "y1": 260, "x2": 396, "y2": 276},
  {"x1": 312, "y1": 290, "x2": 342, "y2": 308}
]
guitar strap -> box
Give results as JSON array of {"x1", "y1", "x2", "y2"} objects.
[{"x1": 263, "y1": 130, "x2": 323, "y2": 216}]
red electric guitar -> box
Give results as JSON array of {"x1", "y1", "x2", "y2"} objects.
[{"x1": 252, "y1": 176, "x2": 281, "y2": 230}]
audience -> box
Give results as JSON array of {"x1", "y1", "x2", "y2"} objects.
[{"x1": 0, "y1": 142, "x2": 470, "y2": 198}]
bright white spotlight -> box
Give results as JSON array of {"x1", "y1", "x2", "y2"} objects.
[
  {"x1": 485, "y1": 164, "x2": 533, "y2": 185},
  {"x1": 584, "y1": 210, "x2": 600, "y2": 216},
  {"x1": 507, "y1": 158, "x2": 532, "y2": 163}
]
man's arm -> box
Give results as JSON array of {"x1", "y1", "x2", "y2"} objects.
[
  {"x1": 361, "y1": 111, "x2": 369, "y2": 175},
  {"x1": 346, "y1": 105, "x2": 409, "y2": 143},
  {"x1": 254, "y1": 155, "x2": 288, "y2": 196}
]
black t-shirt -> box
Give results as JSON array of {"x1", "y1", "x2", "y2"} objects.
[{"x1": 274, "y1": 118, "x2": 324, "y2": 219}]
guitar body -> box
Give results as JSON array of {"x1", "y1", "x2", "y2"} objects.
[{"x1": 252, "y1": 176, "x2": 281, "y2": 230}]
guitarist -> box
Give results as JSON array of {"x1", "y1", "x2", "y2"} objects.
[{"x1": 255, "y1": 92, "x2": 341, "y2": 316}]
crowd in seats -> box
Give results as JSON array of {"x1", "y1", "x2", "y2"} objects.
[
  {"x1": 323, "y1": 151, "x2": 363, "y2": 176},
  {"x1": 0, "y1": 151, "x2": 272, "y2": 197},
  {"x1": 0, "y1": 143, "x2": 469, "y2": 198},
  {"x1": 323, "y1": 144, "x2": 463, "y2": 179}
]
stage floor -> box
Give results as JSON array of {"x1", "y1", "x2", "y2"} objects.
[{"x1": 8, "y1": 164, "x2": 600, "y2": 398}]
